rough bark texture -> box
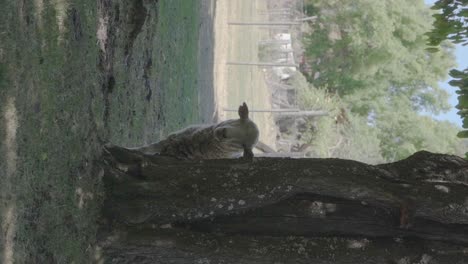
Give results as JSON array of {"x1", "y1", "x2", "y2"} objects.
[{"x1": 99, "y1": 145, "x2": 468, "y2": 264}]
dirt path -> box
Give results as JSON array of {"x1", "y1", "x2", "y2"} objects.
[
  {"x1": 198, "y1": 0, "x2": 217, "y2": 123},
  {"x1": 213, "y1": 0, "x2": 276, "y2": 149}
]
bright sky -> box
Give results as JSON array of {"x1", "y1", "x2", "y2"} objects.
[{"x1": 424, "y1": 0, "x2": 466, "y2": 128}]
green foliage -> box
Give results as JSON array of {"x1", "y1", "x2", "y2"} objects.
[
  {"x1": 293, "y1": 73, "x2": 341, "y2": 113},
  {"x1": 450, "y1": 69, "x2": 468, "y2": 155},
  {"x1": 427, "y1": 0, "x2": 468, "y2": 157},
  {"x1": 426, "y1": 0, "x2": 468, "y2": 47},
  {"x1": 299, "y1": 0, "x2": 465, "y2": 161},
  {"x1": 292, "y1": 73, "x2": 342, "y2": 158},
  {"x1": 374, "y1": 95, "x2": 465, "y2": 161},
  {"x1": 333, "y1": 114, "x2": 385, "y2": 164},
  {"x1": 458, "y1": 130, "x2": 468, "y2": 137},
  {"x1": 292, "y1": 73, "x2": 384, "y2": 164},
  {"x1": 303, "y1": 0, "x2": 455, "y2": 116},
  {"x1": 451, "y1": 70, "x2": 468, "y2": 107}
]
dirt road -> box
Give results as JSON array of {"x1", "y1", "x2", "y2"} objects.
[{"x1": 213, "y1": 0, "x2": 276, "y2": 149}]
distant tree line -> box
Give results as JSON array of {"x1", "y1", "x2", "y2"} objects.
[{"x1": 299, "y1": 0, "x2": 467, "y2": 161}]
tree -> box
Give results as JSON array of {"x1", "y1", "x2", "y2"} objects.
[
  {"x1": 303, "y1": 0, "x2": 455, "y2": 116},
  {"x1": 427, "y1": 0, "x2": 468, "y2": 157},
  {"x1": 285, "y1": 73, "x2": 384, "y2": 164},
  {"x1": 98, "y1": 146, "x2": 468, "y2": 263},
  {"x1": 375, "y1": 95, "x2": 465, "y2": 161},
  {"x1": 301, "y1": 0, "x2": 465, "y2": 162}
]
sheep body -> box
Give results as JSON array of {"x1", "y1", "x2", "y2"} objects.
[{"x1": 134, "y1": 103, "x2": 259, "y2": 159}]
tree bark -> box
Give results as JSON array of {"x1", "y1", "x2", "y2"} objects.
[{"x1": 98, "y1": 145, "x2": 468, "y2": 264}]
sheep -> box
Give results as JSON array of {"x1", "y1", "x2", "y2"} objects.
[{"x1": 132, "y1": 102, "x2": 259, "y2": 159}]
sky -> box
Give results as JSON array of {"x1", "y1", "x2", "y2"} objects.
[{"x1": 424, "y1": 0, "x2": 466, "y2": 128}]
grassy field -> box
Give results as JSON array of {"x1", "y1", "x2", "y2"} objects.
[{"x1": 0, "y1": 1, "x2": 205, "y2": 263}]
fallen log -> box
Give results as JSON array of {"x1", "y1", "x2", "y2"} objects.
[{"x1": 98, "y1": 145, "x2": 468, "y2": 263}]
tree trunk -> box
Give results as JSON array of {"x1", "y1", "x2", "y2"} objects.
[{"x1": 98, "y1": 145, "x2": 468, "y2": 264}]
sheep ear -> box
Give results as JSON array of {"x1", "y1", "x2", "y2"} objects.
[{"x1": 238, "y1": 102, "x2": 249, "y2": 119}]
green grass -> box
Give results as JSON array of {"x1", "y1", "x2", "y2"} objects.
[
  {"x1": 0, "y1": 1, "x2": 202, "y2": 263},
  {"x1": 106, "y1": 0, "x2": 201, "y2": 144}
]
